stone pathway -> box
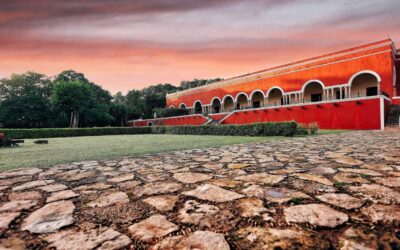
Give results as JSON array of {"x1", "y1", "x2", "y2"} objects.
[{"x1": 0, "y1": 131, "x2": 400, "y2": 249}]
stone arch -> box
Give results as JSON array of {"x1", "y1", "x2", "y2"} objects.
[
  {"x1": 303, "y1": 80, "x2": 324, "y2": 103},
  {"x1": 250, "y1": 90, "x2": 265, "y2": 108},
  {"x1": 349, "y1": 71, "x2": 381, "y2": 97},
  {"x1": 222, "y1": 95, "x2": 234, "y2": 112},
  {"x1": 194, "y1": 101, "x2": 203, "y2": 114},
  {"x1": 211, "y1": 97, "x2": 221, "y2": 113},
  {"x1": 266, "y1": 87, "x2": 284, "y2": 106},
  {"x1": 235, "y1": 92, "x2": 249, "y2": 109}
]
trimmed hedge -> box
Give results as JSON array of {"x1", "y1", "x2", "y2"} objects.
[
  {"x1": 152, "y1": 121, "x2": 299, "y2": 137},
  {"x1": 1, "y1": 121, "x2": 306, "y2": 139},
  {"x1": 0, "y1": 127, "x2": 151, "y2": 139}
]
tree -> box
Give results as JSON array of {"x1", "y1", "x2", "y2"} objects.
[
  {"x1": 110, "y1": 102, "x2": 128, "y2": 126},
  {"x1": 0, "y1": 72, "x2": 53, "y2": 128},
  {"x1": 125, "y1": 90, "x2": 145, "y2": 119},
  {"x1": 51, "y1": 80, "x2": 92, "y2": 128},
  {"x1": 179, "y1": 78, "x2": 223, "y2": 90}
]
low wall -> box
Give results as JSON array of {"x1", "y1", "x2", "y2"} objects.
[
  {"x1": 127, "y1": 114, "x2": 208, "y2": 127},
  {"x1": 220, "y1": 97, "x2": 383, "y2": 130}
]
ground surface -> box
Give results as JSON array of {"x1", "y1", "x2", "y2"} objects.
[
  {"x1": 0, "y1": 134, "x2": 282, "y2": 171},
  {"x1": 0, "y1": 130, "x2": 399, "y2": 249}
]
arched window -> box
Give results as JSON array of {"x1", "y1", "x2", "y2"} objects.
[
  {"x1": 179, "y1": 103, "x2": 187, "y2": 109},
  {"x1": 211, "y1": 98, "x2": 221, "y2": 113},
  {"x1": 350, "y1": 72, "x2": 380, "y2": 97},
  {"x1": 223, "y1": 96, "x2": 234, "y2": 112},
  {"x1": 194, "y1": 101, "x2": 203, "y2": 114},
  {"x1": 267, "y1": 88, "x2": 284, "y2": 106},
  {"x1": 147, "y1": 122, "x2": 153, "y2": 126},
  {"x1": 303, "y1": 81, "x2": 324, "y2": 103},
  {"x1": 236, "y1": 93, "x2": 249, "y2": 109},
  {"x1": 250, "y1": 90, "x2": 264, "y2": 108}
]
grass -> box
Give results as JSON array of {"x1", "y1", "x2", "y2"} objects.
[{"x1": 0, "y1": 134, "x2": 283, "y2": 171}]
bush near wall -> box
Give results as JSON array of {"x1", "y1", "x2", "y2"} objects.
[
  {"x1": 0, "y1": 127, "x2": 151, "y2": 139},
  {"x1": 152, "y1": 121, "x2": 299, "y2": 137}
]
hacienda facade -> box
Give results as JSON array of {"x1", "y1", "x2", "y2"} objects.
[{"x1": 128, "y1": 39, "x2": 400, "y2": 130}]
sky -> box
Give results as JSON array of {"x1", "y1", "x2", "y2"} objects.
[{"x1": 1, "y1": 0, "x2": 399, "y2": 94}]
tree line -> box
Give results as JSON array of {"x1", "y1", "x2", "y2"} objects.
[{"x1": 0, "y1": 70, "x2": 222, "y2": 128}]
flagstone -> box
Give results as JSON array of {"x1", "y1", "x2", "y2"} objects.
[
  {"x1": 348, "y1": 184, "x2": 400, "y2": 204},
  {"x1": 235, "y1": 173, "x2": 286, "y2": 185},
  {"x1": 38, "y1": 184, "x2": 68, "y2": 192},
  {"x1": 183, "y1": 184, "x2": 243, "y2": 203},
  {"x1": 173, "y1": 172, "x2": 212, "y2": 184},
  {"x1": 8, "y1": 191, "x2": 42, "y2": 201},
  {"x1": 143, "y1": 195, "x2": 178, "y2": 212},
  {"x1": 284, "y1": 204, "x2": 348, "y2": 228},
  {"x1": 133, "y1": 181, "x2": 182, "y2": 197},
  {"x1": 128, "y1": 214, "x2": 178, "y2": 243},
  {"x1": 0, "y1": 200, "x2": 37, "y2": 212},
  {"x1": 360, "y1": 204, "x2": 400, "y2": 224},
  {"x1": 292, "y1": 173, "x2": 333, "y2": 186},
  {"x1": 107, "y1": 173, "x2": 134, "y2": 183},
  {"x1": 235, "y1": 198, "x2": 267, "y2": 217},
  {"x1": 46, "y1": 190, "x2": 79, "y2": 203},
  {"x1": 241, "y1": 185, "x2": 310, "y2": 204},
  {"x1": 12, "y1": 180, "x2": 54, "y2": 192},
  {"x1": 316, "y1": 193, "x2": 364, "y2": 209},
  {"x1": 87, "y1": 192, "x2": 129, "y2": 208}
]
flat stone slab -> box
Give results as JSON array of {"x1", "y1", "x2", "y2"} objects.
[
  {"x1": 373, "y1": 177, "x2": 400, "y2": 187},
  {"x1": 173, "y1": 172, "x2": 212, "y2": 184},
  {"x1": 21, "y1": 200, "x2": 75, "y2": 234},
  {"x1": 348, "y1": 184, "x2": 400, "y2": 204},
  {"x1": 233, "y1": 226, "x2": 329, "y2": 249},
  {"x1": 338, "y1": 168, "x2": 382, "y2": 176},
  {"x1": 87, "y1": 192, "x2": 129, "y2": 208},
  {"x1": 316, "y1": 193, "x2": 364, "y2": 210},
  {"x1": 107, "y1": 173, "x2": 134, "y2": 183},
  {"x1": 152, "y1": 230, "x2": 230, "y2": 250},
  {"x1": 339, "y1": 226, "x2": 378, "y2": 250},
  {"x1": 143, "y1": 195, "x2": 178, "y2": 212},
  {"x1": 12, "y1": 180, "x2": 54, "y2": 192},
  {"x1": 128, "y1": 214, "x2": 178, "y2": 243},
  {"x1": 38, "y1": 184, "x2": 67, "y2": 192},
  {"x1": 241, "y1": 185, "x2": 310, "y2": 203},
  {"x1": 134, "y1": 181, "x2": 182, "y2": 197},
  {"x1": 0, "y1": 200, "x2": 37, "y2": 212},
  {"x1": 361, "y1": 204, "x2": 400, "y2": 224},
  {"x1": 183, "y1": 184, "x2": 244, "y2": 202},
  {"x1": 284, "y1": 204, "x2": 348, "y2": 228},
  {"x1": 46, "y1": 190, "x2": 79, "y2": 203},
  {"x1": 0, "y1": 168, "x2": 42, "y2": 179},
  {"x1": 292, "y1": 173, "x2": 333, "y2": 186},
  {"x1": 43, "y1": 227, "x2": 130, "y2": 250},
  {"x1": 235, "y1": 198, "x2": 267, "y2": 217},
  {"x1": 235, "y1": 173, "x2": 286, "y2": 185}
]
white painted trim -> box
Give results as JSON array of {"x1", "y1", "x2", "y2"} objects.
[
  {"x1": 193, "y1": 100, "x2": 203, "y2": 107},
  {"x1": 209, "y1": 97, "x2": 222, "y2": 106},
  {"x1": 380, "y1": 97, "x2": 385, "y2": 130},
  {"x1": 127, "y1": 113, "x2": 209, "y2": 123},
  {"x1": 179, "y1": 103, "x2": 187, "y2": 109},
  {"x1": 250, "y1": 89, "x2": 265, "y2": 99},
  {"x1": 222, "y1": 95, "x2": 234, "y2": 104},
  {"x1": 218, "y1": 95, "x2": 385, "y2": 124},
  {"x1": 235, "y1": 92, "x2": 249, "y2": 102},
  {"x1": 392, "y1": 96, "x2": 400, "y2": 99},
  {"x1": 169, "y1": 105, "x2": 175, "y2": 109},
  {"x1": 348, "y1": 70, "x2": 381, "y2": 86},
  {"x1": 266, "y1": 86, "x2": 284, "y2": 97},
  {"x1": 301, "y1": 80, "x2": 325, "y2": 92},
  {"x1": 167, "y1": 47, "x2": 392, "y2": 97}
]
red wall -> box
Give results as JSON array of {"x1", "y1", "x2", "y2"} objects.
[
  {"x1": 208, "y1": 113, "x2": 227, "y2": 121},
  {"x1": 167, "y1": 40, "x2": 395, "y2": 108},
  {"x1": 220, "y1": 98, "x2": 382, "y2": 130},
  {"x1": 128, "y1": 115, "x2": 208, "y2": 127}
]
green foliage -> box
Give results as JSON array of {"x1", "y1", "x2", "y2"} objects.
[
  {"x1": 0, "y1": 127, "x2": 151, "y2": 139},
  {"x1": 179, "y1": 78, "x2": 223, "y2": 90},
  {"x1": 0, "y1": 72, "x2": 53, "y2": 128},
  {"x1": 151, "y1": 121, "x2": 299, "y2": 137}
]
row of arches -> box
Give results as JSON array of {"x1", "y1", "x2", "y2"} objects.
[{"x1": 170, "y1": 71, "x2": 381, "y2": 114}]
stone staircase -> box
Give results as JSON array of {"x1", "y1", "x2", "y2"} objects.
[
  {"x1": 385, "y1": 105, "x2": 400, "y2": 128},
  {"x1": 203, "y1": 114, "x2": 219, "y2": 125}
]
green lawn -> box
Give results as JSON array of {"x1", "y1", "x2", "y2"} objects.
[{"x1": 0, "y1": 134, "x2": 284, "y2": 171}]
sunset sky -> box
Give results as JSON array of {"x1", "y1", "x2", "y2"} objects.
[{"x1": 1, "y1": 0, "x2": 399, "y2": 93}]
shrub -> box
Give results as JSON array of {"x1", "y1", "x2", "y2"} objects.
[
  {"x1": 159, "y1": 108, "x2": 189, "y2": 118},
  {"x1": 154, "y1": 121, "x2": 299, "y2": 137},
  {"x1": 309, "y1": 122, "x2": 319, "y2": 135},
  {"x1": 0, "y1": 127, "x2": 151, "y2": 139}
]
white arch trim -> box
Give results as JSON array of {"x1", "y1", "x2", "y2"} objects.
[
  {"x1": 179, "y1": 103, "x2": 187, "y2": 109},
  {"x1": 266, "y1": 86, "x2": 284, "y2": 97},
  {"x1": 193, "y1": 100, "x2": 203, "y2": 107},
  {"x1": 169, "y1": 105, "x2": 175, "y2": 109},
  {"x1": 222, "y1": 95, "x2": 234, "y2": 104},
  {"x1": 250, "y1": 89, "x2": 265, "y2": 99},
  {"x1": 234, "y1": 92, "x2": 249, "y2": 102},
  {"x1": 301, "y1": 80, "x2": 325, "y2": 92},
  {"x1": 209, "y1": 97, "x2": 222, "y2": 105},
  {"x1": 348, "y1": 70, "x2": 381, "y2": 86}
]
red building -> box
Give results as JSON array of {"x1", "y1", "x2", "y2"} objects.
[{"x1": 128, "y1": 39, "x2": 400, "y2": 130}]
